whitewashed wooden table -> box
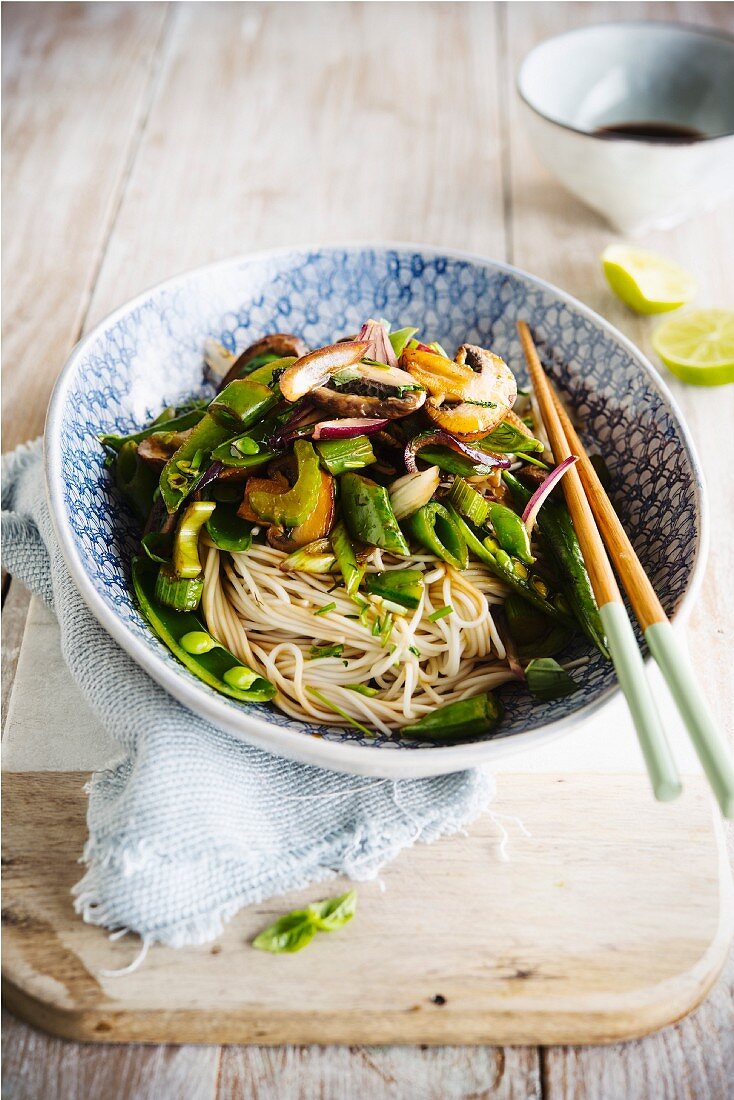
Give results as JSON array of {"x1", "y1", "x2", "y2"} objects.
[{"x1": 2, "y1": 3, "x2": 733, "y2": 1097}]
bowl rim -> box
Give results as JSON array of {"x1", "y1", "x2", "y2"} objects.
[
  {"x1": 45, "y1": 241, "x2": 709, "y2": 779},
  {"x1": 516, "y1": 19, "x2": 734, "y2": 145}
]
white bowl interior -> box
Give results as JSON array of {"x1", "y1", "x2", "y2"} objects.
[{"x1": 519, "y1": 23, "x2": 734, "y2": 136}]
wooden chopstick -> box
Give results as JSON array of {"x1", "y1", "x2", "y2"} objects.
[
  {"x1": 517, "y1": 321, "x2": 681, "y2": 803},
  {"x1": 549, "y1": 381, "x2": 734, "y2": 820}
]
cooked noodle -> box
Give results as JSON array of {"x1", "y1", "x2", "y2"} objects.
[{"x1": 201, "y1": 539, "x2": 516, "y2": 732}]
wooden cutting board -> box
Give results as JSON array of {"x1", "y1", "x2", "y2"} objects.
[{"x1": 2, "y1": 600, "x2": 732, "y2": 1045}]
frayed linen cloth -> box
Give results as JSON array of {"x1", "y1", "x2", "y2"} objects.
[{"x1": 2, "y1": 440, "x2": 495, "y2": 948}]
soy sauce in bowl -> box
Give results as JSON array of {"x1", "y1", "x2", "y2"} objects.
[{"x1": 594, "y1": 121, "x2": 706, "y2": 143}]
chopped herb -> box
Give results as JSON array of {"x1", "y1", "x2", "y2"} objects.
[
  {"x1": 314, "y1": 602, "x2": 337, "y2": 616},
  {"x1": 345, "y1": 684, "x2": 380, "y2": 697},
  {"x1": 308, "y1": 644, "x2": 345, "y2": 659},
  {"x1": 428, "y1": 605, "x2": 454, "y2": 622},
  {"x1": 306, "y1": 687, "x2": 374, "y2": 737},
  {"x1": 408, "y1": 645, "x2": 421, "y2": 658}
]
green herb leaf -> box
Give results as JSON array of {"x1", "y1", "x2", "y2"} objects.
[
  {"x1": 309, "y1": 889, "x2": 357, "y2": 932},
  {"x1": 252, "y1": 910, "x2": 316, "y2": 954},
  {"x1": 525, "y1": 657, "x2": 579, "y2": 701},
  {"x1": 309, "y1": 643, "x2": 345, "y2": 659},
  {"x1": 408, "y1": 645, "x2": 421, "y2": 658},
  {"x1": 314, "y1": 602, "x2": 337, "y2": 616},
  {"x1": 428, "y1": 605, "x2": 454, "y2": 622}
]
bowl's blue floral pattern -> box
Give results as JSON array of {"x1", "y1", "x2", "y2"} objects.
[{"x1": 51, "y1": 247, "x2": 702, "y2": 750}]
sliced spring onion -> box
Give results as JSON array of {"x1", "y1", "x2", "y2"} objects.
[
  {"x1": 314, "y1": 602, "x2": 337, "y2": 616},
  {"x1": 447, "y1": 476, "x2": 490, "y2": 526},
  {"x1": 345, "y1": 683, "x2": 380, "y2": 697},
  {"x1": 306, "y1": 687, "x2": 374, "y2": 737},
  {"x1": 428, "y1": 605, "x2": 453, "y2": 622},
  {"x1": 309, "y1": 644, "x2": 345, "y2": 659},
  {"x1": 280, "y1": 538, "x2": 337, "y2": 574},
  {"x1": 389, "y1": 465, "x2": 440, "y2": 521}
]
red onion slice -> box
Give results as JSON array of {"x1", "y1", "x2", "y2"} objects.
[
  {"x1": 404, "y1": 430, "x2": 512, "y2": 474},
  {"x1": 522, "y1": 455, "x2": 579, "y2": 535},
  {"x1": 357, "y1": 320, "x2": 399, "y2": 368},
  {"x1": 312, "y1": 417, "x2": 389, "y2": 440},
  {"x1": 269, "y1": 403, "x2": 321, "y2": 448}
]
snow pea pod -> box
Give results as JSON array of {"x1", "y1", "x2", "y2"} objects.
[
  {"x1": 208, "y1": 359, "x2": 292, "y2": 432},
  {"x1": 340, "y1": 473, "x2": 410, "y2": 557},
  {"x1": 403, "y1": 502, "x2": 468, "y2": 570},
  {"x1": 446, "y1": 506, "x2": 573, "y2": 626},
  {"x1": 159, "y1": 414, "x2": 231, "y2": 514},
  {"x1": 503, "y1": 471, "x2": 608, "y2": 658},
  {"x1": 401, "y1": 692, "x2": 504, "y2": 741},
  {"x1": 132, "y1": 558, "x2": 275, "y2": 703},
  {"x1": 486, "y1": 502, "x2": 534, "y2": 565}
]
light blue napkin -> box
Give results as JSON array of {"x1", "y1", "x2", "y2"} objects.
[{"x1": 2, "y1": 441, "x2": 494, "y2": 947}]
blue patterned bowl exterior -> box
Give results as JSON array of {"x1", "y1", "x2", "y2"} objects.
[{"x1": 46, "y1": 246, "x2": 706, "y2": 777}]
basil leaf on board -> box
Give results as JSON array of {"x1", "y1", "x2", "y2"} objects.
[
  {"x1": 525, "y1": 657, "x2": 579, "y2": 701},
  {"x1": 252, "y1": 910, "x2": 316, "y2": 954},
  {"x1": 308, "y1": 889, "x2": 357, "y2": 932}
]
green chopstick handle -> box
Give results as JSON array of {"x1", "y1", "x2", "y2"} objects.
[
  {"x1": 646, "y1": 620, "x2": 734, "y2": 820},
  {"x1": 599, "y1": 602, "x2": 682, "y2": 803}
]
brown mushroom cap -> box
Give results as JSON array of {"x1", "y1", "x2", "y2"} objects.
[
  {"x1": 420, "y1": 344, "x2": 517, "y2": 441},
  {"x1": 217, "y1": 333, "x2": 309, "y2": 392},
  {"x1": 311, "y1": 363, "x2": 426, "y2": 420}
]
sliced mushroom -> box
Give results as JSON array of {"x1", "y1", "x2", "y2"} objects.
[
  {"x1": 137, "y1": 429, "x2": 193, "y2": 470},
  {"x1": 267, "y1": 470, "x2": 335, "y2": 551},
  {"x1": 217, "y1": 333, "x2": 309, "y2": 392},
  {"x1": 403, "y1": 343, "x2": 516, "y2": 441},
  {"x1": 278, "y1": 342, "x2": 368, "y2": 402},
  {"x1": 310, "y1": 362, "x2": 426, "y2": 420}
]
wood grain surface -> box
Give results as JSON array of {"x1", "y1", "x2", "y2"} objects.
[
  {"x1": 3, "y1": 2, "x2": 733, "y2": 1097},
  {"x1": 4, "y1": 771, "x2": 730, "y2": 1047}
]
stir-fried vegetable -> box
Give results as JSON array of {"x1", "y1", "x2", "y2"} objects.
[
  {"x1": 106, "y1": 315, "x2": 615, "y2": 745},
  {"x1": 401, "y1": 692, "x2": 504, "y2": 741},
  {"x1": 340, "y1": 473, "x2": 410, "y2": 556},
  {"x1": 503, "y1": 471, "x2": 609, "y2": 658},
  {"x1": 404, "y1": 502, "x2": 468, "y2": 570},
  {"x1": 133, "y1": 559, "x2": 275, "y2": 700}
]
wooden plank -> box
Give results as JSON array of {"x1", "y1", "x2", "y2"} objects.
[
  {"x1": 0, "y1": 1007, "x2": 220, "y2": 1100},
  {"x1": 503, "y1": 3, "x2": 734, "y2": 1095},
  {"x1": 84, "y1": 0, "x2": 507, "y2": 324},
  {"x1": 2, "y1": 770, "x2": 730, "y2": 1046},
  {"x1": 216, "y1": 1045, "x2": 541, "y2": 1100},
  {"x1": 1, "y1": 582, "x2": 31, "y2": 735},
  {"x1": 1, "y1": 1, "x2": 169, "y2": 449}
]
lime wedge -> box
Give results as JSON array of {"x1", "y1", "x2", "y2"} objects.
[
  {"x1": 653, "y1": 309, "x2": 734, "y2": 386},
  {"x1": 602, "y1": 245, "x2": 696, "y2": 315}
]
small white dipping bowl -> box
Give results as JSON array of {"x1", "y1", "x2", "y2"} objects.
[{"x1": 517, "y1": 21, "x2": 734, "y2": 233}]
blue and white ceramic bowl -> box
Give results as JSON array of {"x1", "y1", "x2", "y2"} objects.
[{"x1": 45, "y1": 245, "x2": 707, "y2": 778}]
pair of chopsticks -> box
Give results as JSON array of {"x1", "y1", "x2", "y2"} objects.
[{"x1": 517, "y1": 321, "x2": 734, "y2": 818}]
